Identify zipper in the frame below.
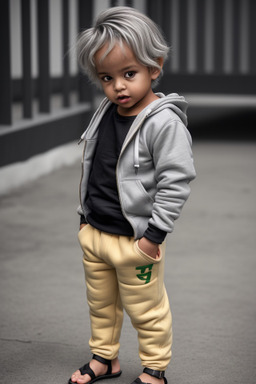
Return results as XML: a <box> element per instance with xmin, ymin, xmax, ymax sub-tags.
<box><xmin>78</xmin><ymin>141</ymin><xmax>87</xmax><ymax>213</ymax></box>
<box><xmin>115</xmin><ymin>127</ymin><xmax>140</xmax><ymax>236</ymax></box>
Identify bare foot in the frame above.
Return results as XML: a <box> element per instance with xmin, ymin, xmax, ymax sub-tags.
<box><xmin>139</xmin><ymin>372</ymin><xmax>164</xmax><ymax>384</ymax></box>
<box><xmin>70</xmin><ymin>357</ymin><xmax>120</xmax><ymax>384</ymax></box>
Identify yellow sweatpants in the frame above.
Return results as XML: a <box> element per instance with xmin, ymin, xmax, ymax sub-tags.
<box><xmin>78</xmin><ymin>224</ymin><xmax>172</xmax><ymax>371</ymax></box>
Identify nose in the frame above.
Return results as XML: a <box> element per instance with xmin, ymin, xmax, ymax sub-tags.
<box><xmin>114</xmin><ymin>77</ymin><xmax>126</xmax><ymax>91</ymax></box>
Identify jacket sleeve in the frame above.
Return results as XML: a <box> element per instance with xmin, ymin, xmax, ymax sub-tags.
<box><xmin>148</xmin><ymin>119</ymin><xmax>196</xmax><ymax>234</ymax></box>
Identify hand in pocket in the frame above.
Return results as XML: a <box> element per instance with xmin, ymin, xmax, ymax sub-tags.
<box><xmin>138</xmin><ymin>237</ymin><xmax>160</xmax><ymax>259</ymax></box>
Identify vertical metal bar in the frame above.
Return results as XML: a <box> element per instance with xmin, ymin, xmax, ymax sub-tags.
<box><xmin>196</xmin><ymin>0</ymin><xmax>205</xmax><ymax>74</ymax></box>
<box><xmin>37</xmin><ymin>0</ymin><xmax>50</xmax><ymax>113</ymax></box>
<box><xmin>179</xmin><ymin>0</ymin><xmax>188</xmax><ymax>73</ymax></box>
<box><xmin>187</xmin><ymin>0</ymin><xmax>197</xmax><ymax>73</ymax></box>
<box><xmin>204</xmin><ymin>0</ymin><xmax>214</xmax><ymax>73</ymax></box>
<box><xmin>21</xmin><ymin>0</ymin><xmax>33</xmax><ymax>118</ymax></box>
<box><xmin>249</xmin><ymin>0</ymin><xmax>256</xmax><ymax>74</ymax></box>
<box><xmin>223</xmin><ymin>0</ymin><xmax>233</xmax><ymax>74</ymax></box>
<box><xmin>232</xmin><ymin>0</ymin><xmax>240</xmax><ymax>74</ymax></box>
<box><xmin>0</xmin><ymin>0</ymin><xmax>12</xmax><ymax>125</ymax></box>
<box><xmin>239</xmin><ymin>0</ymin><xmax>249</xmax><ymax>74</ymax></box>
<box><xmin>162</xmin><ymin>0</ymin><xmax>172</xmax><ymax>39</ymax></box>
<box><xmin>125</xmin><ymin>0</ymin><xmax>134</xmax><ymax>6</ymax></box>
<box><xmin>232</xmin><ymin>0</ymin><xmax>240</xmax><ymax>73</ymax></box>
<box><xmin>213</xmin><ymin>0</ymin><xmax>225</xmax><ymax>73</ymax></box>
<box><xmin>62</xmin><ymin>0</ymin><xmax>70</xmax><ymax>107</ymax></box>
<box><xmin>111</xmin><ymin>0</ymin><xmax>118</xmax><ymax>7</ymax></box>
<box><xmin>146</xmin><ymin>0</ymin><xmax>162</xmax><ymax>26</ymax></box>
<box><xmin>78</xmin><ymin>0</ymin><xmax>93</xmax><ymax>103</ymax></box>
<box><xmin>170</xmin><ymin>0</ymin><xmax>180</xmax><ymax>73</ymax></box>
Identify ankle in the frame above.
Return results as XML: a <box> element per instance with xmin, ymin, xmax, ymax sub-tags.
<box><xmin>90</xmin><ymin>359</ymin><xmax>108</xmax><ymax>376</ymax></box>
<box><xmin>111</xmin><ymin>357</ymin><xmax>121</xmax><ymax>373</ymax></box>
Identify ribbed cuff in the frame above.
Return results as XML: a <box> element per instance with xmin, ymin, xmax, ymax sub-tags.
<box><xmin>143</xmin><ymin>223</ymin><xmax>167</xmax><ymax>244</ymax></box>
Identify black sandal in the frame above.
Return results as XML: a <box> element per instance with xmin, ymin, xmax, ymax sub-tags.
<box><xmin>68</xmin><ymin>354</ymin><xmax>122</xmax><ymax>384</ymax></box>
<box><xmin>131</xmin><ymin>367</ymin><xmax>168</xmax><ymax>384</ymax></box>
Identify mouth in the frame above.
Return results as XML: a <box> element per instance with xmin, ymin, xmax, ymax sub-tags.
<box><xmin>117</xmin><ymin>95</ymin><xmax>131</xmax><ymax>104</ymax></box>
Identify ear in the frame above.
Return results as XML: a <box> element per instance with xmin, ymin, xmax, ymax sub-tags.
<box><xmin>151</xmin><ymin>57</ymin><xmax>164</xmax><ymax>80</ymax></box>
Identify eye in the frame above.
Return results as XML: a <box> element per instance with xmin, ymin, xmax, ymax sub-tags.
<box><xmin>125</xmin><ymin>71</ymin><xmax>135</xmax><ymax>79</ymax></box>
<box><xmin>101</xmin><ymin>75</ymin><xmax>112</xmax><ymax>82</ymax></box>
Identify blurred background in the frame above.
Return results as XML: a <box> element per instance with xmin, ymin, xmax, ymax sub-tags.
<box><xmin>1</xmin><ymin>0</ymin><xmax>256</xmax><ymax>178</ymax></box>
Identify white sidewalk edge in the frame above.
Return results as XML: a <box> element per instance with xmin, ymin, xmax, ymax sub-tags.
<box><xmin>0</xmin><ymin>141</ymin><xmax>82</xmax><ymax>196</ymax></box>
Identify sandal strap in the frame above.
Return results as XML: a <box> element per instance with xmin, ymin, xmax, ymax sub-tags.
<box><xmin>92</xmin><ymin>354</ymin><xmax>112</xmax><ymax>375</ymax></box>
<box><xmin>143</xmin><ymin>367</ymin><xmax>165</xmax><ymax>379</ymax></box>
<box><xmin>79</xmin><ymin>362</ymin><xmax>96</xmax><ymax>380</ymax></box>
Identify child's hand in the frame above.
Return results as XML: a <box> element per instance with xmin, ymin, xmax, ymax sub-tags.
<box><xmin>138</xmin><ymin>237</ymin><xmax>160</xmax><ymax>259</ymax></box>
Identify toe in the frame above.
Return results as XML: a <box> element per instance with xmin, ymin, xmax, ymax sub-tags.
<box><xmin>76</xmin><ymin>374</ymin><xmax>91</xmax><ymax>384</ymax></box>
<box><xmin>70</xmin><ymin>370</ymin><xmax>82</xmax><ymax>383</ymax></box>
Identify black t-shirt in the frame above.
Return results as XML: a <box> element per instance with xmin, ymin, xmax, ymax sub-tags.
<box><xmin>85</xmin><ymin>104</ymin><xmax>135</xmax><ymax>236</ymax></box>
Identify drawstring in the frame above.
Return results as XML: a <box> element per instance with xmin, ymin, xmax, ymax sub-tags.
<box><xmin>133</xmin><ymin>108</ymin><xmax>152</xmax><ymax>174</ymax></box>
<box><xmin>134</xmin><ymin>130</ymin><xmax>140</xmax><ymax>174</ymax></box>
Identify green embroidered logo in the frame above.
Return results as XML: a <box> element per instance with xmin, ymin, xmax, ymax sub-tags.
<box><xmin>136</xmin><ymin>264</ymin><xmax>153</xmax><ymax>284</ymax></box>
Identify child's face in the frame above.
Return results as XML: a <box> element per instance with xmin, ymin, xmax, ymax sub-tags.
<box><xmin>94</xmin><ymin>43</ymin><xmax>162</xmax><ymax>116</ymax></box>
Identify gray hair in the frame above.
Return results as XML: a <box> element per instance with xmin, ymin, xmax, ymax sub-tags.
<box><xmin>77</xmin><ymin>6</ymin><xmax>169</xmax><ymax>88</ymax></box>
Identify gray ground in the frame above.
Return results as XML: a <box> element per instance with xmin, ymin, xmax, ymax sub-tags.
<box><xmin>0</xmin><ymin>141</ymin><xmax>255</xmax><ymax>384</ymax></box>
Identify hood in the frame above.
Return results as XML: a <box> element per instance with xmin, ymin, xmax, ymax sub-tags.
<box><xmin>145</xmin><ymin>92</ymin><xmax>188</xmax><ymax>125</ymax></box>
<box><xmin>120</xmin><ymin>93</ymin><xmax>188</xmax><ymax>173</ymax></box>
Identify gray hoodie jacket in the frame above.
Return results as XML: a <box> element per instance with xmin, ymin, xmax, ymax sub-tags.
<box><xmin>78</xmin><ymin>93</ymin><xmax>196</xmax><ymax>240</ymax></box>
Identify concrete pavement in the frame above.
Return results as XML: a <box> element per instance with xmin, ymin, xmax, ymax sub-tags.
<box><xmin>0</xmin><ymin>141</ymin><xmax>256</xmax><ymax>384</ymax></box>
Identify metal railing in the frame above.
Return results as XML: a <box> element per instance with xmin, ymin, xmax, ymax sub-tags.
<box><xmin>0</xmin><ymin>0</ymin><xmax>94</xmax><ymax>126</ymax></box>
<box><xmin>0</xmin><ymin>0</ymin><xmax>95</xmax><ymax>166</ymax></box>
<box><xmin>0</xmin><ymin>0</ymin><xmax>255</xmax><ymax>166</ymax></box>
<box><xmin>148</xmin><ymin>0</ymin><xmax>256</xmax><ymax>95</ymax></box>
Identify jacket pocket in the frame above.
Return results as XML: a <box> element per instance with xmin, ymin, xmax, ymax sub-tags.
<box><xmin>120</xmin><ymin>179</ymin><xmax>154</xmax><ymax>216</ymax></box>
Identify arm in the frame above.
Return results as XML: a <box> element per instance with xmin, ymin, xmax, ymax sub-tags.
<box><xmin>145</xmin><ymin>119</ymin><xmax>196</xmax><ymax>240</ymax></box>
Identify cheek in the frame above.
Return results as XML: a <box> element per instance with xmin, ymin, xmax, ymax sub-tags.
<box><xmin>133</xmin><ymin>82</ymin><xmax>147</xmax><ymax>95</ymax></box>
<box><xmin>101</xmin><ymin>84</ymin><xmax>113</xmax><ymax>95</ymax></box>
